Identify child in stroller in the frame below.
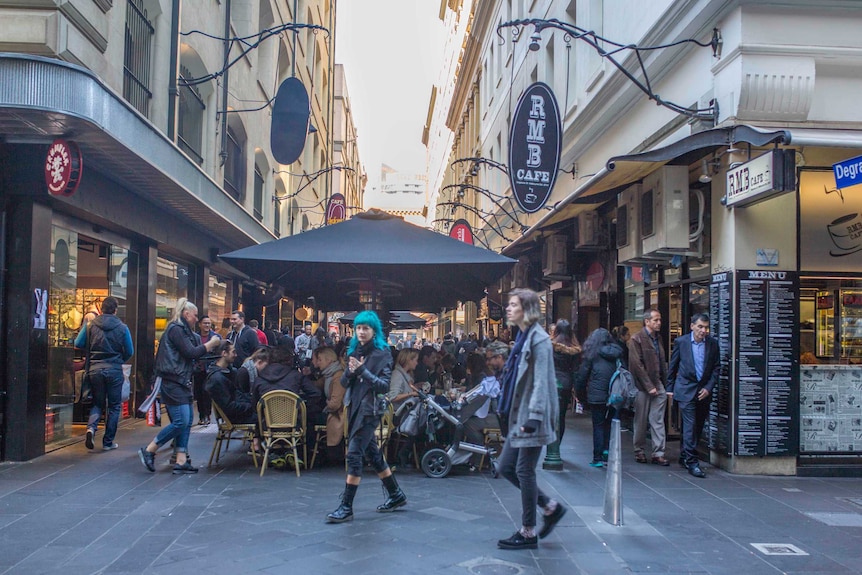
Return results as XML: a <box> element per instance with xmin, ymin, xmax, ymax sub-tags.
<box><xmin>395</xmin><ymin>385</ymin><xmax>498</xmax><ymax>478</ymax></box>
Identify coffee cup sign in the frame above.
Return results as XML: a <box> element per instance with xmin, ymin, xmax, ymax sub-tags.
<box><xmin>827</xmin><ymin>212</ymin><xmax>862</xmax><ymax>256</ymax></box>
<box><xmin>508</xmin><ymin>82</ymin><xmax>562</xmax><ymax>214</ymax></box>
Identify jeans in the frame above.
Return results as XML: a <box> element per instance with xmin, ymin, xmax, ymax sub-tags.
<box><xmin>87</xmin><ymin>366</ymin><xmax>124</xmax><ymax>447</ymax></box>
<box><xmin>154</xmin><ymin>403</ymin><xmax>193</xmax><ymax>452</ymax></box>
<box><xmin>346</xmin><ymin>416</ymin><xmax>388</xmax><ymax>477</ymax></box>
<box><xmin>497</xmin><ymin>440</ymin><xmax>549</xmax><ymax>529</ymax></box>
<box><xmin>589</xmin><ymin>403</ymin><xmax>614</xmax><ymax>461</ymax></box>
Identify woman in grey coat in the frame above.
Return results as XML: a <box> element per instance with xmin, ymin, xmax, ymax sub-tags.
<box><xmin>495</xmin><ymin>288</ymin><xmax>567</xmax><ymax>550</ymax></box>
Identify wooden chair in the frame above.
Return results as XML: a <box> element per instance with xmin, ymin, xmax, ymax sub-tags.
<box><xmin>257</xmin><ymin>390</ymin><xmax>306</xmax><ymax>477</ymax></box>
<box><xmin>209</xmin><ymin>401</ymin><xmax>259</xmax><ymax>469</ymax></box>
<box><xmin>478</xmin><ymin>427</ymin><xmax>504</xmax><ymax>471</ymax></box>
<box><xmin>308</xmin><ymin>424</ymin><xmax>328</xmax><ymax>470</ymax></box>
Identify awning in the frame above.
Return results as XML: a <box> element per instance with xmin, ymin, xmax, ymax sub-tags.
<box><xmin>503</xmin><ymin>125</ymin><xmax>790</xmax><ymax>255</ymax></box>
<box><xmin>0</xmin><ymin>53</ymin><xmax>274</xmax><ymax>249</ymax></box>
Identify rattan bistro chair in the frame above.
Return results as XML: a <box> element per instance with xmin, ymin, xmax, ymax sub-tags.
<box><xmin>257</xmin><ymin>390</ymin><xmax>307</xmax><ymax>477</ymax></box>
<box><xmin>209</xmin><ymin>401</ymin><xmax>259</xmax><ymax>469</ymax></box>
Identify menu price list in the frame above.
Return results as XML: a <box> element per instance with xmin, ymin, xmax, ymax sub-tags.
<box><xmin>734</xmin><ymin>271</ymin><xmax>799</xmax><ymax>456</ymax></box>
<box><xmin>800</xmin><ymin>366</ymin><xmax>862</xmax><ymax>453</ymax></box>
<box><xmin>708</xmin><ymin>272</ymin><xmax>733</xmax><ymax>454</ymax></box>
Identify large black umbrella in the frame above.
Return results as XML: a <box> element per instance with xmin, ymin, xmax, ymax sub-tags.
<box><xmin>220</xmin><ymin>209</ymin><xmax>516</xmax><ymax>311</ymax></box>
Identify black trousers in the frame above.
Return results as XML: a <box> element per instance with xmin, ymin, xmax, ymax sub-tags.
<box><xmin>678</xmin><ymin>397</ymin><xmax>710</xmax><ymax>465</ymax></box>
<box><xmin>192</xmin><ymin>371</ymin><xmax>211</xmax><ymax>420</ymax></box>
<box><xmin>346</xmin><ymin>415</ymin><xmax>388</xmax><ymax>477</ymax></box>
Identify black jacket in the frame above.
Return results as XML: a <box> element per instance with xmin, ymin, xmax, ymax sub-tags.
<box><xmin>205</xmin><ymin>364</ymin><xmax>255</xmax><ymax>424</ymax></box>
<box><xmin>576</xmin><ymin>343</ymin><xmax>623</xmax><ymax>405</ymax></box>
<box><xmin>340</xmin><ymin>344</ymin><xmax>392</xmax><ymax>424</ymax></box>
<box><xmin>155</xmin><ymin>319</ymin><xmax>206</xmax><ymax>405</ymax></box>
<box><xmin>228</xmin><ymin>325</ymin><xmax>260</xmax><ymax>368</ymax></box>
<box><xmin>253</xmin><ymin>363</ymin><xmax>325</xmax><ymax>417</ymax></box>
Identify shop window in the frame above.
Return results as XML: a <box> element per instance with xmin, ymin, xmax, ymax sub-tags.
<box><xmin>156</xmin><ymin>255</ymin><xmax>195</xmax><ymax>343</ymax></box>
<box><xmin>123</xmin><ymin>0</ymin><xmax>154</xmax><ymax>117</ymax></box>
<box><xmin>208</xmin><ymin>274</ymin><xmax>233</xmax><ymax>337</ymax></box>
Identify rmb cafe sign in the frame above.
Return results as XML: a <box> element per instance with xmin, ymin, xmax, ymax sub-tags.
<box><xmin>508</xmin><ymin>82</ymin><xmax>562</xmax><ymax>214</ymax></box>
<box><xmin>326</xmin><ymin>193</ymin><xmax>346</xmax><ymax>225</ymax></box>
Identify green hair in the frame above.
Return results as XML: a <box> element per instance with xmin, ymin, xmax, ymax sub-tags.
<box><xmin>347</xmin><ymin>310</ymin><xmax>388</xmax><ymax>354</ymax></box>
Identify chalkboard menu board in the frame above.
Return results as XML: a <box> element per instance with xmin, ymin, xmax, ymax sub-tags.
<box><xmin>734</xmin><ymin>270</ymin><xmax>799</xmax><ymax>456</ymax></box>
<box><xmin>708</xmin><ymin>272</ymin><xmax>733</xmax><ymax>454</ymax></box>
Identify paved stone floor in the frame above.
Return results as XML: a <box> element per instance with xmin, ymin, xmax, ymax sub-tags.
<box><xmin>2</xmin><ymin>412</ymin><xmax>862</xmax><ymax>574</ymax></box>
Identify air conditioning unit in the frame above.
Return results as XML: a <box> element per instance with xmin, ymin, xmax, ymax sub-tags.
<box><xmin>616</xmin><ymin>184</ymin><xmax>642</xmax><ymax>263</ymax></box>
<box><xmin>512</xmin><ymin>257</ymin><xmax>531</xmax><ymax>289</ymax></box>
<box><xmin>641</xmin><ymin>166</ymin><xmax>690</xmax><ymax>255</ymax></box>
<box><xmin>574</xmin><ymin>210</ymin><xmax>600</xmax><ymax>248</ymax></box>
<box><xmin>542</xmin><ymin>235</ymin><xmax>568</xmax><ymax>277</ymax></box>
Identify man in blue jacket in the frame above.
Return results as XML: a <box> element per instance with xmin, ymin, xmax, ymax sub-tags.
<box><xmin>75</xmin><ymin>297</ymin><xmax>134</xmax><ymax>451</ymax></box>
<box><xmin>667</xmin><ymin>313</ymin><xmax>719</xmax><ymax>478</ymax></box>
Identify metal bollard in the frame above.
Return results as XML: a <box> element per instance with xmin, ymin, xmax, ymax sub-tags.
<box><xmin>602</xmin><ymin>417</ymin><xmax>623</xmax><ymax>526</ymax></box>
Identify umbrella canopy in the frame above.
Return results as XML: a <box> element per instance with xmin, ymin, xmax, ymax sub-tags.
<box><xmin>220</xmin><ymin>209</ymin><xmax>516</xmax><ymax>311</ymax></box>
<box><xmin>339</xmin><ymin>310</ymin><xmax>428</xmax><ymax>329</ymax></box>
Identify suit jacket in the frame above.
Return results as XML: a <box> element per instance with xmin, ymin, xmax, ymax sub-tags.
<box><xmin>666</xmin><ymin>334</ymin><xmax>719</xmax><ymax>404</ymax></box>
<box><xmin>627</xmin><ymin>328</ymin><xmax>667</xmax><ymax>393</ymax></box>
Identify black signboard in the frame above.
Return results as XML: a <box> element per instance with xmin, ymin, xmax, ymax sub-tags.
<box><xmin>734</xmin><ymin>270</ymin><xmax>799</xmax><ymax>456</ymax></box>
<box><xmin>507</xmin><ymin>82</ymin><xmax>561</xmax><ymax>214</ymax></box>
<box><xmin>708</xmin><ymin>271</ymin><xmax>733</xmax><ymax>454</ymax></box>
<box><xmin>488</xmin><ymin>300</ymin><xmax>503</xmax><ymax>322</ymax></box>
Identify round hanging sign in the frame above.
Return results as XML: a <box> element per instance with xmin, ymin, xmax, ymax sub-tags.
<box><xmin>507</xmin><ymin>82</ymin><xmax>562</xmax><ymax>214</ymax></box>
<box><xmin>326</xmin><ymin>193</ymin><xmax>346</xmax><ymax>225</ymax></box>
<box><xmin>45</xmin><ymin>139</ymin><xmax>83</xmax><ymax>197</ymax></box>
<box><xmin>449</xmin><ymin>219</ymin><xmax>474</xmax><ymax>245</ymax></box>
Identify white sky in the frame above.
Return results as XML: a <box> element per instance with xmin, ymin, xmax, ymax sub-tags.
<box><xmin>335</xmin><ymin>1</ymin><xmax>447</xmax><ymax>207</ymax></box>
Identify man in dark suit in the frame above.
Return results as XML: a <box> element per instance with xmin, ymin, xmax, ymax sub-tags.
<box><xmin>667</xmin><ymin>313</ymin><xmax>719</xmax><ymax>478</ymax></box>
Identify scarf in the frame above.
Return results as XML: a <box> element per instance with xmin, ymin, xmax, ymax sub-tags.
<box><xmin>497</xmin><ymin>323</ymin><xmax>533</xmax><ymax>417</ymax></box>
<box><xmin>321</xmin><ymin>360</ymin><xmax>341</xmax><ymax>398</ymax></box>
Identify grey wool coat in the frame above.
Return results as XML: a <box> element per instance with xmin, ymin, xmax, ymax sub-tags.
<box><xmin>505</xmin><ymin>325</ymin><xmax>559</xmax><ymax>448</ymax></box>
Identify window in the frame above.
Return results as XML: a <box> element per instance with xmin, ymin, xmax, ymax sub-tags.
<box><xmin>177</xmin><ymin>65</ymin><xmax>205</xmax><ymax>165</ymax></box>
<box><xmin>253</xmin><ymin>163</ymin><xmax>264</xmax><ymax>222</ymax></box>
<box><xmin>223</xmin><ymin>126</ymin><xmax>245</xmax><ymax>201</ymax></box>
<box><xmin>123</xmin><ymin>0</ymin><xmax>154</xmax><ymax>117</ymax></box>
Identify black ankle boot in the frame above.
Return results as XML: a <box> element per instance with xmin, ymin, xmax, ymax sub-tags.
<box><xmin>327</xmin><ymin>483</ymin><xmax>357</xmax><ymax>523</ymax></box>
<box><xmin>377</xmin><ymin>474</ymin><xmax>407</xmax><ymax>513</ymax></box>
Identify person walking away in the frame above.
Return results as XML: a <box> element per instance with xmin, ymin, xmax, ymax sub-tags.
<box><xmin>611</xmin><ymin>325</ymin><xmax>634</xmax><ymax>431</ymax></box>
<box><xmin>628</xmin><ymin>309</ymin><xmax>670</xmax><ymax>465</ymax></box>
<box><xmin>193</xmin><ymin>315</ymin><xmax>220</xmax><ymax>425</ymax></box>
<box><xmin>327</xmin><ymin>311</ymin><xmax>406</xmax><ymax>523</ymax></box>
<box><xmin>139</xmin><ymin>299</ymin><xmax>220</xmax><ymax>474</ymax></box>
<box><xmin>551</xmin><ymin>319</ymin><xmax>581</xmax><ymax>443</ymax></box>
<box><xmin>667</xmin><ymin>313</ymin><xmax>719</xmax><ymax>478</ymax></box>
<box><xmin>576</xmin><ymin>328</ymin><xmax>623</xmax><ymax>467</ymax></box>
<box><xmin>495</xmin><ymin>289</ymin><xmax>566</xmax><ymax>550</ymax></box>
<box><xmin>75</xmin><ymin>296</ymin><xmax>133</xmax><ymax>451</ymax></box>
<box><xmin>227</xmin><ymin>310</ymin><xmax>260</xmax><ymax>368</ymax></box>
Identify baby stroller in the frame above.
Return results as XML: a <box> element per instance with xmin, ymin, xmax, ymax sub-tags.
<box><xmin>397</xmin><ymin>387</ymin><xmax>498</xmax><ymax>479</ymax></box>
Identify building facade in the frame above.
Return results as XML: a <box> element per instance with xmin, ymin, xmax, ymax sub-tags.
<box><xmin>433</xmin><ymin>0</ymin><xmax>862</xmax><ymax>475</ymax></box>
<box><xmin>0</xmin><ymin>0</ymin><xmax>344</xmax><ymax>460</ymax></box>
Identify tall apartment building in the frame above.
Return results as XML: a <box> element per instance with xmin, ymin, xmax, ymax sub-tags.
<box><xmin>435</xmin><ymin>0</ymin><xmax>862</xmax><ymax>475</ymax></box>
<box><xmin>0</xmin><ymin>0</ymin><xmax>345</xmax><ymax>460</ymax></box>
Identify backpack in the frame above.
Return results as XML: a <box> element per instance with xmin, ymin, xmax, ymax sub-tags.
<box><xmin>608</xmin><ymin>359</ymin><xmax>638</xmax><ymax>410</ymax></box>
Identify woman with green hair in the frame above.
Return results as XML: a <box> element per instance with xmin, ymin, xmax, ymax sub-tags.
<box><xmin>327</xmin><ymin>310</ymin><xmax>407</xmax><ymax>523</ymax></box>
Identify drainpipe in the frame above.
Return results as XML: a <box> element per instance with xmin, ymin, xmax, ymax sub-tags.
<box><xmin>219</xmin><ymin>0</ymin><xmax>232</xmax><ymax>166</ymax></box>
<box><xmin>167</xmin><ymin>0</ymin><xmax>182</xmax><ymax>141</ymax></box>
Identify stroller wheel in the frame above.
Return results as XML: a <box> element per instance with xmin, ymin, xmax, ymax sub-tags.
<box><xmin>420</xmin><ymin>448</ymin><xmax>452</xmax><ymax>478</ymax></box>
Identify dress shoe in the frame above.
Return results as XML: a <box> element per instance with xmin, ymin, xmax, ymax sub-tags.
<box><xmin>497</xmin><ymin>531</ymin><xmax>538</xmax><ymax>550</ymax></box>
<box><xmin>538</xmin><ymin>503</ymin><xmax>567</xmax><ymax>539</ymax></box>
<box><xmin>635</xmin><ymin>453</ymin><xmax>648</xmax><ymax>464</ymax></box>
<box><xmin>688</xmin><ymin>464</ymin><xmax>706</xmax><ymax>478</ymax></box>
<box><xmin>651</xmin><ymin>456</ymin><xmax>670</xmax><ymax>466</ymax></box>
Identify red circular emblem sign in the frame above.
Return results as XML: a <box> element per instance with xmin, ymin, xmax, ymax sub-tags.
<box><xmin>586</xmin><ymin>261</ymin><xmax>605</xmax><ymax>291</ymax></box>
<box><xmin>45</xmin><ymin>139</ymin><xmax>83</xmax><ymax>197</ymax></box>
<box><xmin>449</xmin><ymin>219</ymin><xmax>474</xmax><ymax>245</ymax></box>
